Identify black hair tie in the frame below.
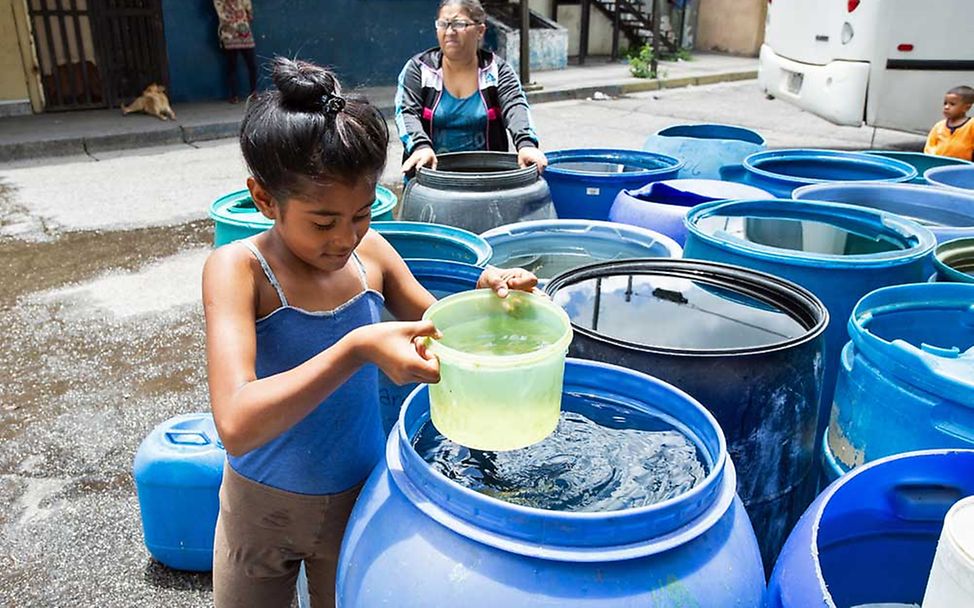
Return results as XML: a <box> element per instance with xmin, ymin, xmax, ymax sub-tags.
<box><xmin>321</xmin><ymin>93</ymin><xmax>346</xmax><ymax>115</ymax></box>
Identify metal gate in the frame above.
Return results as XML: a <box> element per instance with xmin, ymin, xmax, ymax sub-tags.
<box><xmin>27</xmin><ymin>0</ymin><xmax>169</xmax><ymax>111</ymax></box>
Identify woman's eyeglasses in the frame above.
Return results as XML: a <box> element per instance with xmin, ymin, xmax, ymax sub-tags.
<box><xmin>434</xmin><ymin>19</ymin><xmax>480</xmax><ymax>32</ymax></box>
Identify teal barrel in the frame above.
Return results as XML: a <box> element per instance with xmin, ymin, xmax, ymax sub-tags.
<box><xmin>209</xmin><ymin>185</ymin><xmax>398</xmax><ymax>246</ymax></box>
<box><xmin>683</xmin><ymin>198</ymin><xmax>937</xmax><ymax>450</ymax></box>
<box><xmin>643</xmin><ymin>123</ymin><xmax>766</xmax><ymax>180</ymax></box>
<box><xmin>719</xmin><ymin>149</ymin><xmax>917</xmax><ymax>198</ymax></box>
<box><xmin>932</xmin><ymin>237</ymin><xmax>974</xmax><ymax>283</ymax></box>
<box><xmin>823</xmin><ymin>284</ymin><xmax>974</xmax><ymax>481</ymax></box>
<box><xmin>338</xmin><ymin>359</ymin><xmax>766</xmax><ymax>607</ymax></box>
<box><xmin>769</xmin><ymin>449</ymin><xmax>974</xmax><ymax>607</ymax></box>
<box><xmin>132</xmin><ymin>413</ymin><xmax>224</xmax><ymax>572</ymax></box>
<box><xmin>864</xmin><ymin>150</ymin><xmax>972</xmax><ymax>184</ymax></box>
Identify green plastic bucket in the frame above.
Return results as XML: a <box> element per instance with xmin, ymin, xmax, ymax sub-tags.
<box><xmin>423</xmin><ymin>289</ymin><xmax>573</xmax><ymax>451</ymax></box>
<box><xmin>209</xmin><ymin>186</ymin><xmax>398</xmax><ymax>246</ymax></box>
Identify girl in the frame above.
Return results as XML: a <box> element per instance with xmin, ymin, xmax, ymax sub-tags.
<box><xmin>202</xmin><ymin>57</ymin><xmax>536</xmax><ymax>607</ymax></box>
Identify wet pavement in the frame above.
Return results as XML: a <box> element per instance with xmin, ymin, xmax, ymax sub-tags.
<box><xmin>0</xmin><ymin>80</ymin><xmax>927</xmax><ymax>606</ymax></box>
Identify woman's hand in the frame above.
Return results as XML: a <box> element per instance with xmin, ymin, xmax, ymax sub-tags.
<box><xmin>352</xmin><ymin>321</ymin><xmax>441</xmax><ymax>385</ymax></box>
<box><xmin>517</xmin><ymin>146</ymin><xmax>548</xmax><ymax>173</ymax></box>
<box><xmin>402</xmin><ymin>147</ymin><xmax>438</xmax><ymax>174</ymax></box>
<box><xmin>477</xmin><ymin>265</ymin><xmax>539</xmax><ymax>298</ymax></box>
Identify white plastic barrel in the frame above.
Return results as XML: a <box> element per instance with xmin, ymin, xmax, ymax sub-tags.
<box><xmin>923</xmin><ymin>495</ymin><xmax>974</xmax><ymax>607</ymax></box>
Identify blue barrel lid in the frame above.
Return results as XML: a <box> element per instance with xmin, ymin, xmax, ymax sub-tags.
<box><xmin>389</xmin><ymin>358</ymin><xmax>734</xmax><ymax>561</ymax></box>
<box><xmin>372</xmin><ymin>220</ymin><xmax>492</xmax><ymax>266</ymax></box>
<box><xmin>685</xmin><ymin>198</ymin><xmax>937</xmax><ymax>268</ymax></box>
<box><xmin>849</xmin><ymin>283</ymin><xmax>974</xmax><ymax>404</ymax></box>
<box><xmin>209</xmin><ymin>186</ymin><xmax>399</xmax><ymax>231</ymax></box>
<box><xmin>925</xmin><ymin>165</ymin><xmax>974</xmax><ymax>193</ymax></box>
<box><xmin>743</xmin><ymin>149</ymin><xmax>918</xmax><ymax>188</ymax></box>
<box><xmin>545</xmin><ymin>148</ymin><xmax>683</xmax><ymax>182</ymax></box>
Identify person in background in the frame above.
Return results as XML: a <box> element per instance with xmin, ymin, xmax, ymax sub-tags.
<box><xmin>213</xmin><ymin>0</ymin><xmax>258</xmax><ymax>104</ymax></box>
<box><xmin>203</xmin><ymin>56</ymin><xmax>536</xmax><ymax>607</ymax></box>
<box><xmin>924</xmin><ymin>85</ymin><xmax>974</xmax><ymax>161</ymax></box>
<box><xmin>395</xmin><ymin>0</ymin><xmax>547</xmax><ymax>177</ymax></box>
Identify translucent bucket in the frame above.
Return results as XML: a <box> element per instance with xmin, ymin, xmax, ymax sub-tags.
<box><xmin>423</xmin><ymin>289</ymin><xmax>573</xmax><ymax>451</ymax></box>
<box><xmin>923</xmin><ymin>494</ymin><xmax>974</xmax><ymax>607</ymax></box>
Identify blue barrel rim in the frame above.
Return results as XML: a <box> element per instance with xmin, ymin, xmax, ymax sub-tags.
<box><xmin>480</xmin><ymin>218</ymin><xmax>683</xmax><ymax>260</ymax></box>
<box><xmin>846</xmin><ymin>282</ymin><xmax>974</xmax><ymax>403</ymax></box>
<box><xmin>372</xmin><ymin>220</ymin><xmax>493</xmax><ymax>267</ymax></box>
<box><xmin>789</xmin><ymin>448</ymin><xmax>974</xmax><ymax>604</ymax></box>
<box><xmin>684</xmin><ymin>198</ymin><xmax>938</xmax><ymax>267</ymax></box>
<box><xmin>545</xmin><ymin>148</ymin><xmax>684</xmax><ymax>178</ymax></box>
<box><xmin>388</xmin><ymin>358</ymin><xmax>735</xmax><ymax>561</ymax></box>
<box><xmin>924</xmin><ymin>164</ymin><xmax>974</xmax><ymax>192</ymax></box>
<box><xmin>742</xmin><ymin>149</ymin><xmax>918</xmax><ymax>187</ymax></box>
<box><xmin>653</xmin><ymin>123</ymin><xmax>767</xmax><ymax>146</ymax></box>
<box><xmin>543</xmin><ymin>257</ymin><xmax>828</xmax><ymax>358</ymax></box>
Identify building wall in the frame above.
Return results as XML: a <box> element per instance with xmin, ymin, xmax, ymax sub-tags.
<box><xmin>162</xmin><ymin>0</ymin><xmax>437</xmax><ymax>103</ymax></box>
<box><xmin>0</xmin><ymin>0</ymin><xmax>30</xmax><ymax>103</ymax></box>
<box><xmin>695</xmin><ymin>0</ymin><xmax>766</xmax><ymax>56</ymax></box>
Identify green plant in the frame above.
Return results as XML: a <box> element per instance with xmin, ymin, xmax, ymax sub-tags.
<box><xmin>628</xmin><ymin>44</ymin><xmax>658</xmax><ymax>79</ymax></box>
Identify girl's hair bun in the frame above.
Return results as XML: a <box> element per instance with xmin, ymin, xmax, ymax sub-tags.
<box><xmin>271</xmin><ymin>56</ymin><xmax>341</xmax><ymax>110</ymax></box>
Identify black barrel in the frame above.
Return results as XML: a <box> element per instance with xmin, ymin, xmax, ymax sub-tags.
<box><xmin>545</xmin><ymin>259</ymin><xmax>828</xmax><ymax>571</ymax></box>
<box><xmin>401</xmin><ymin>151</ymin><xmax>556</xmax><ymax>234</ymax></box>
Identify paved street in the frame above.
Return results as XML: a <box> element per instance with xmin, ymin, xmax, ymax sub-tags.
<box><xmin>0</xmin><ymin>79</ymin><xmax>927</xmax><ymax>607</ymax></box>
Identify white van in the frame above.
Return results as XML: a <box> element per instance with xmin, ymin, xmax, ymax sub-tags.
<box><xmin>758</xmin><ymin>0</ymin><xmax>974</xmax><ymax>134</ymax></box>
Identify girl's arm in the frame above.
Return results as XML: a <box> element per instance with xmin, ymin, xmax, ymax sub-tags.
<box><xmin>203</xmin><ymin>245</ymin><xmax>438</xmax><ymax>456</ymax></box>
<box><xmin>364</xmin><ymin>229</ymin><xmax>436</xmax><ymax>321</ymax></box>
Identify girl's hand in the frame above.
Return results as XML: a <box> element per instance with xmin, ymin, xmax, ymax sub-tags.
<box><xmin>352</xmin><ymin>321</ymin><xmax>441</xmax><ymax>385</ymax></box>
<box><xmin>477</xmin><ymin>265</ymin><xmax>539</xmax><ymax>298</ymax></box>
<box><xmin>517</xmin><ymin>146</ymin><xmax>548</xmax><ymax>173</ymax></box>
<box><xmin>402</xmin><ymin>147</ymin><xmax>438</xmax><ymax>174</ymax></box>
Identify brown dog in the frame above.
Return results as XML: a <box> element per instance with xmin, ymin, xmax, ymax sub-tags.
<box><xmin>122</xmin><ymin>84</ymin><xmax>176</xmax><ymax>120</ymax></box>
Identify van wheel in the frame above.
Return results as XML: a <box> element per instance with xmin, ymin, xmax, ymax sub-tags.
<box><xmin>765</xmin><ymin>94</ymin><xmax>776</xmax><ymax>100</ymax></box>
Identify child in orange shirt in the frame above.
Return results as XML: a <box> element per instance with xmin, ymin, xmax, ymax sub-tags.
<box><xmin>925</xmin><ymin>85</ymin><xmax>974</xmax><ymax>161</ymax></box>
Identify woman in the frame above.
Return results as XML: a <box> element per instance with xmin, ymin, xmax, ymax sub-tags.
<box><xmin>395</xmin><ymin>0</ymin><xmax>548</xmax><ymax>176</ymax></box>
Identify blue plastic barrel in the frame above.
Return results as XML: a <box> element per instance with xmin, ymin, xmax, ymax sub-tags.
<box><xmin>643</xmin><ymin>123</ymin><xmax>766</xmax><ymax>180</ymax></box>
<box><xmin>864</xmin><ymin>150</ymin><xmax>972</xmax><ymax>184</ymax></box>
<box><xmin>545</xmin><ymin>258</ymin><xmax>827</xmax><ymax>572</ymax></box>
<box><xmin>769</xmin><ymin>449</ymin><xmax>974</xmax><ymax>607</ymax></box>
<box><xmin>794</xmin><ymin>182</ymin><xmax>974</xmax><ymax>243</ymax></box>
<box><xmin>480</xmin><ymin>219</ymin><xmax>681</xmax><ymax>283</ymax></box>
<box><xmin>933</xmin><ymin>237</ymin><xmax>974</xmax><ymax>283</ymax></box>
<box><xmin>609</xmin><ymin>178</ymin><xmax>772</xmax><ymax>245</ymax></box>
<box><xmin>719</xmin><ymin>149</ymin><xmax>917</xmax><ymax>198</ymax></box>
<box><xmin>132</xmin><ymin>413</ymin><xmax>225</xmax><ymax>571</ymax></box>
<box><xmin>822</xmin><ymin>284</ymin><xmax>974</xmax><ymax>481</ymax></box>
<box><xmin>338</xmin><ymin>359</ymin><xmax>766</xmax><ymax>607</ymax></box>
<box><xmin>683</xmin><ymin>198</ymin><xmax>937</xmax><ymax>448</ymax></box>
<box><xmin>372</xmin><ymin>221</ymin><xmax>492</xmax><ymax>266</ymax></box>
<box><xmin>544</xmin><ymin>148</ymin><xmax>682</xmax><ymax>220</ymax></box>
<box><xmin>377</xmin><ymin>259</ymin><xmax>482</xmax><ymax>434</ymax></box>
<box><xmin>209</xmin><ymin>186</ymin><xmax>398</xmax><ymax>246</ymax></box>
<box><xmin>925</xmin><ymin>164</ymin><xmax>974</xmax><ymax>193</ymax></box>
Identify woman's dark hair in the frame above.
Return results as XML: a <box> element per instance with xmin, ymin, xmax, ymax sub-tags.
<box><xmin>438</xmin><ymin>0</ymin><xmax>486</xmax><ymax>23</ymax></box>
<box><xmin>240</xmin><ymin>57</ymin><xmax>389</xmax><ymax>201</ymax></box>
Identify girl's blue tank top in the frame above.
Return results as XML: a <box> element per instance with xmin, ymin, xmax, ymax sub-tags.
<box><xmin>228</xmin><ymin>240</ymin><xmax>386</xmax><ymax>495</ymax></box>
